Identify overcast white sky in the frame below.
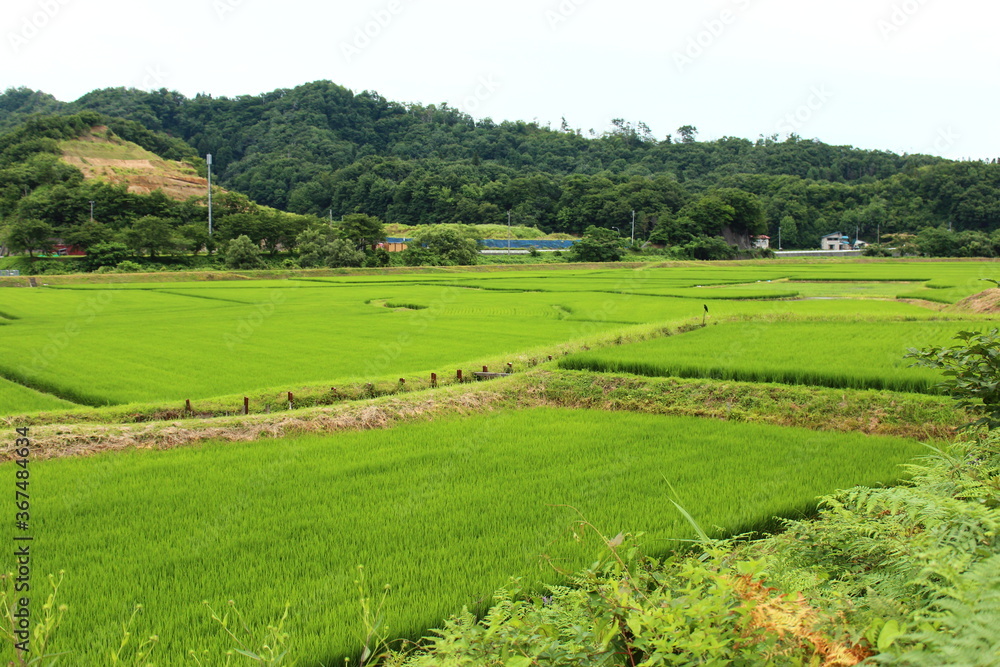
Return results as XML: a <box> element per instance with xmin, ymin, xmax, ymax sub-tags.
<box><xmin>2</xmin><ymin>0</ymin><xmax>997</xmax><ymax>161</ymax></box>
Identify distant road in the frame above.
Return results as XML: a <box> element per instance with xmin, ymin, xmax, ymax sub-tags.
<box><xmin>774</xmin><ymin>250</ymin><xmax>864</xmax><ymax>258</ymax></box>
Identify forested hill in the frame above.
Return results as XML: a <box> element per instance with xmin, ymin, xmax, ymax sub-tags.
<box><xmin>2</xmin><ymin>81</ymin><xmax>1000</xmax><ymax>249</ymax></box>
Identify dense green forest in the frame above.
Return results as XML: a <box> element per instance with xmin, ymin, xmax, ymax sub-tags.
<box><xmin>2</xmin><ymin>81</ymin><xmax>1000</xmax><ymax>264</ymax></box>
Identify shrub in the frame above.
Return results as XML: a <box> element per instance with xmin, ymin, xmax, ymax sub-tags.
<box><xmin>114</xmin><ymin>260</ymin><xmax>144</xmax><ymax>273</ymax></box>
<box><xmin>224</xmin><ymin>235</ymin><xmax>265</xmax><ymax>270</ymax></box>
<box><xmin>907</xmin><ymin>328</ymin><xmax>1000</xmax><ymax>429</ymax></box>
<box><xmin>568</xmin><ymin>226</ymin><xmax>624</xmax><ymax>262</ymax></box>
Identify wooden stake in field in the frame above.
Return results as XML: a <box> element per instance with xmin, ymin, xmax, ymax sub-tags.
<box><xmin>456</xmin><ymin>370</ymin><xmax>463</xmax><ymax>383</ymax></box>
<box><xmin>288</xmin><ymin>392</ymin><xmax>294</xmax><ymax>410</ymax></box>
<box><xmin>185</xmin><ymin>399</ymin><xmax>192</xmax><ymax>413</ymax></box>
<box><xmin>702</xmin><ymin>304</ymin><xmax>708</xmax><ymax>327</ymax></box>
<box><xmin>243</xmin><ymin>397</ymin><xmax>249</xmax><ymax>415</ymax></box>
<box><xmin>507</xmin><ymin>362</ymin><xmax>513</xmax><ymax>373</ymax></box>
<box><xmin>431</xmin><ymin>373</ymin><xmax>438</xmax><ymax>388</ymax></box>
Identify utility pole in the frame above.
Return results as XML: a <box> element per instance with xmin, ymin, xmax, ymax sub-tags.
<box><xmin>89</xmin><ymin>201</ymin><xmax>95</xmax><ymax>222</ymax></box>
<box><xmin>778</xmin><ymin>225</ymin><xmax>782</xmax><ymax>250</ymax></box>
<box><xmin>507</xmin><ymin>210</ymin><xmax>512</xmax><ymax>255</ymax></box>
<box><xmin>631</xmin><ymin>210</ymin><xmax>635</xmax><ymax>244</ymax></box>
<box><xmin>207</xmin><ymin>154</ymin><xmax>213</xmax><ymax>236</ymax></box>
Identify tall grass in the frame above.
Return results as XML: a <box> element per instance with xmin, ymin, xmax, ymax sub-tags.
<box><xmin>3</xmin><ymin>408</ymin><xmax>923</xmax><ymax>665</ymax></box>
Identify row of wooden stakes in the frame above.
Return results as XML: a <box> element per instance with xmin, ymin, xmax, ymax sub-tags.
<box><xmin>182</xmin><ymin>355</ymin><xmax>557</xmax><ymax>415</ymax></box>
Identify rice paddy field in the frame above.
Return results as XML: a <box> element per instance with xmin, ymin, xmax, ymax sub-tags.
<box><xmin>0</xmin><ymin>376</ymin><xmax>76</xmax><ymax>414</ymax></box>
<box><xmin>560</xmin><ymin>320</ymin><xmax>989</xmax><ymax>393</ymax></box>
<box><xmin>0</xmin><ymin>261</ymin><xmax>994</xmax><ymax>413</ymax></box>
<box><xmin>0</xmin><ymin>258</ymin><xmax>997</xmax><ymax>664</ymax></box>
<box><xmin>3</xmin><ymin>408</ymin><xmax>923</xmax><ymax>664</ymax></box>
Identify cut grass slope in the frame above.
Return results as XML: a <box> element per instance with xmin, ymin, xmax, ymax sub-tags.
<box><xmin>59</xmin><ymin>125</ymin><xmax>209</xmax><ymax>200</ymax></box>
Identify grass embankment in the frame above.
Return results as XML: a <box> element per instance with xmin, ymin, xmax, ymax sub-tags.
<box><xmin>6</xmin><ymin>370</ymin><xmax>962</xmax><ymax>461</ymax></box>
<box><xmin>0</xmin><ymin>407</ymin><xmax>925</xmax><ymax>665</ymax></box>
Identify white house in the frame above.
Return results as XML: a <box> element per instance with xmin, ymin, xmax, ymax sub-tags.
<box><xmin>820</xmin><ymin>232</ymin><xmax>851</xmax><ymax>251</ymax></box>
<box><xmin>753</xmin><ymin>235</ymin><xmax>770</xmax><ymax>250</ymax></box>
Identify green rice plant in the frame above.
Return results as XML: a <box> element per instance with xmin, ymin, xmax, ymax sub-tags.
<box><xmin>1</xmin><ymin>408</ymin><xmax>923</xmax><ymax>664</ymax></box>
<box><xmin>0</xmin><ymin>377</ymin><xmax>78</xmax><ymax>417</ymax></box>
<box><xmin>0</xmin><ymin>268</ymin><xmax>956</xmax><ymax>411</ymax></box>
<box><xmin>561</xmin><ymin>320</ymin><xmax>988</xmax><ymax>394</ymax></box>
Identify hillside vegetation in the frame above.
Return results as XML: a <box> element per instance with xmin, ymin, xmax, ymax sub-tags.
<box><xmin>2</xmin><ymin>83</ymin><xmax>1000</xmax><ymax>254</ymax></box>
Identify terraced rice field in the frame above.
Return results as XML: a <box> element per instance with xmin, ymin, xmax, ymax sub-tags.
<box><xmin>0</xmin><ymin>258</ymin><xmax>996</xmax><ymax>664</ymax></box>
<box><xmin>0</xmin><ymin>262</ymin><xmax>990</xmax><ymax>414</ymax></box>
<box><xmin>3</xmin><ymin>408</ymin><xmax>923</xmax><ymax>664</ymax></box>
<box><xmin>560</xmin><ymin>320</ymin><xmax>989</xmax><ymax>393</ymax></box>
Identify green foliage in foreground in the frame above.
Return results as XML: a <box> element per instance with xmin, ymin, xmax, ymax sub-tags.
<box><xmin>0</xmin><ymin>409</ymin><xmax>921</xmax><ymax>664</ymax></box>
<box><xmin>562</xmin><ymin>320</ymin><xmax>987</xmax><ymax>394</ymax></box>
<box><xmin>374</xmin><ymin>430</ymin><xmax>1000</xmax><ymax>666</ymax></box>
<box><xmin>907</xmin><ymin>328</ymin><xmax>1000</xmax><ymax>429</ymax></box>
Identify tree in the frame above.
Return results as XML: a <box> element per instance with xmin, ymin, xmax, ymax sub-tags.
<box><xmin>295</xmin><ymin>226</ymin><xmax>365</xmax><ymax>267</ymax></box>
<box><xmin>3</xmin><ymin>218</ymin><xmax>54</xmax><ymax>256</ymax></box>
<box><xmin>907</xmin><ymin>328</ymin><xmax>1000</xmax><ymax>429</ymax></box>
<box><xmin>778</xmin><ymin>216</ymin><xmax>797</xmax><ymax>249</ymax></box>
<box><xmin>83</xmin><ymin>241</ymin><xmax>130</xmax><ymax>271</ymax></box>
<box><xmin>62</xmin><ymin>219</ymin><xmax>113</xmax><ymax>251</ymax></box>
<box><xmin>178</xmin><ymin>223</ymin><xmax>216</xmax><ymax>256</ymax></box>
<box><xmin>915</xmin><ymin>226</ymin><xmax>959</xmax><ymax>257</ymax></box>
<box><xmin>677</xmin><ymin>125</ymin><xmax>699</xmax><ymax>144</ymax></box>
<box><xmin>295</xmin><ymin>226</ymin><xmax>329</xmax><ymax>268</ymax></box>
<box><xmin>683</xmin><ymin>236</ymin><xmax>737</xmax><ymax>261</ymax></box>
<box><xmin>713</xmin><ymin>188</ymin><xmax>766</xmax><ymax>239</ymax></box>
<box><xmin>680</xmin><ymin>196</ymin><xmax>735</xmax><ymax>237</ymax></box>
<box><xmin>120</xmin><ymin>216</ymin><xmax>178</xmax><ymax>258</ymax></box>
<box><xmin>339</xmin><ymin>213</ymin><xmax>385</xmax><ymax>251</ymax></box>
<box><xmin>322</xmin><ymin>238</ymin><xmax>365</xmax><ymax>268</ymax></box>
<box><xmin>403</xmin><ymin>225</ymin><xmax>480</xmax><ymax>266</ymax></box>
<box><xmin>569</xmin><ymin>226</ymin><xmax>625</xmax><ymax>262</ymax></box>
<box><xmin>224</xmin><ymin>235</ymin><xmax>265</xmax><ymax>269</ymax></box>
